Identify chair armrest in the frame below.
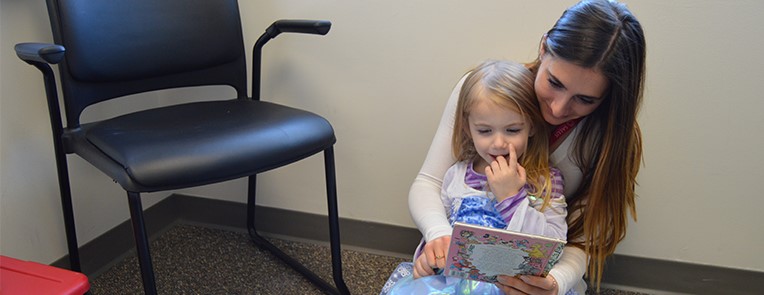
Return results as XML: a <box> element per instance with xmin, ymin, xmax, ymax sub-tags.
<box><xmin>251</xmin><ymin>19</ymin><xmax>331</xmax><ymax>100</ymax></box>
<box><xmin>15</xmin><ymin>42</ymin><xmax>66</xmax><ymax>64</ymax></box>
<box><xmin>15</xmin><ymin>42</ymin><xmax>66</xmax><ymax>134</ymax></box>
<box><xmin>265</xmin><ymin>19</ymin><xmax>331</xmax><ymax>37</ymax></box>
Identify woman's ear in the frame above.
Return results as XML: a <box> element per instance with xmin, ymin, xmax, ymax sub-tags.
<box><xmin>538</xmin><ymin>34</ymin><xmax>547</xmax><ymax>58</ymax></box>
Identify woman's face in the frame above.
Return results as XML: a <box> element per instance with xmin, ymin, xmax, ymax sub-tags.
<box><xmin>534</xmin><ymin>54</ymin><xmax>609</xmax><ymax>126</ymax></box>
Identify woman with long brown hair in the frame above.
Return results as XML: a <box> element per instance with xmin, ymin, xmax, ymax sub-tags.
<box><xmin>408</xmin><ymin>1</ymin><xmax>645</xmax><ymax>293</ymax></box>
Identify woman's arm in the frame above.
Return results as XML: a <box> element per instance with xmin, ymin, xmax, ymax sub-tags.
<box><xmin>408</xmin><ymin>75</ymin><xmax>466</xmax><ymax>278</ymax></box>
<box><xmin>548</xmin><ymin>245</ymin><xmax>587</xmax><ymax>295</ymax></box>
<box><xmin>408</xmin><ymin>75</ymin><xmax>466</xmax><ymax>242</ymax></box>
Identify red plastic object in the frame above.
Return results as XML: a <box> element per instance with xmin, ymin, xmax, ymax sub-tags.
<box><xmin>0</xmin><ymin>255</ymin><xmax>90</xmax><ymax>295</ymax></box>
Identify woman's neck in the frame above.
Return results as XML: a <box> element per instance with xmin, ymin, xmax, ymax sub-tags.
<box><xmin>549</xmin><ymin>129</ymin><xmax>571</xmax><ymax>152</ymax></box>
<box><xmin>549</xmin><ymin>118</ymin><xmax>582</xmax><ymax>151</ymax></box>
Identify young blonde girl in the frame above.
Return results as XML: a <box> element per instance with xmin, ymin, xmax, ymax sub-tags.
<box><xmin>381</xmin><ymin>60</ymin><xmax>567</xmax><ymax>295</ymax></box>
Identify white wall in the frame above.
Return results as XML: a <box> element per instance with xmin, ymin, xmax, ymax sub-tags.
<box><xmin>2</xmin><ymin>0</ymin><xmax>762</xmax><ymax>273</ymax></box>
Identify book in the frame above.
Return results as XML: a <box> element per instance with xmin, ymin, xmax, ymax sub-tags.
<box><xmin>444</xmin><ymin>222</ymin><xmax>566</xmax><ymax>283</ymax></box>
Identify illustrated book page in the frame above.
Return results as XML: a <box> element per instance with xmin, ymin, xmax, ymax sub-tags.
<box><xmin>444</xmin><ymin>222</ymin><xmax>566</xmax><ymax>283</ymax></box>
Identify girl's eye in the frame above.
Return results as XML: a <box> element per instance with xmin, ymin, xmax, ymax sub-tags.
<box><xmin>478</xmin><ymin>129</ymin><xmax>491</xmax><ymax>134</ymax></box>
<box><xmin>507</xmin><ymin>128</ymin><xmax>521</xmax><ymax>133</ymax></box>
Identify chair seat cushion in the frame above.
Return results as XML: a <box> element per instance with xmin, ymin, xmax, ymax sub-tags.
<box><xmin>72</xmin><ymin>99</ymin><xmax>334</xmax><ymax>191</ymax></box>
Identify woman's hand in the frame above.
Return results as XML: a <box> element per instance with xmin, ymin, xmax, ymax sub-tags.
<box><xmin>413</xmin><ymin>235</ymin><xmax>451</xmax><ymax>278</ymax></box>
<box><xmin>486</xmin><ymin>144</ymin><xmax>526</xmax><ymax>202</ymax></box>
<box><xmin>495</xmin><ymin>274</ymin><xmax>559</xmax><ymax>295</ymax></box>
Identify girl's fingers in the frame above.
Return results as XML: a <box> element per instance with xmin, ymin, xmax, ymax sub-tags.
<box><xmin>508</xmin><ymin>143</ymin><xmax>518</xmax><ymax>170</ymax></box>
<box><xmin>422</xmin><ymin>246</ymin><xmax>437</xmax><ymax>268</ymax></box>
<box><xmin>414</xmin><ymin>255</ymin><xmax>434</xmax><ymax>278</ymax></box>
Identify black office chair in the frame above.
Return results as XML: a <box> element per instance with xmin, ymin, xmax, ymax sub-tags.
<box><xmin>15</xmin><ymin>0</ymin><xmax>349</xmax><ymax>294</ymax></box>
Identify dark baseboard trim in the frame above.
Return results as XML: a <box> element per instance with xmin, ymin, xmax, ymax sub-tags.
<box><xmin>603</xmin><ymin>253</ymin><xmax>760</xmax><ymax>294</ymax></box>
<box><xmin>51</xmin><ymin>194</ymin><xmax>180</xmax><ymax>277</ymax></box>
<box><xmin>53</xmin><ymin>194</ymin><xmax>761</xmax><ymax>294</ymax></box>
<box><xmin>51</xmin><ymin>194</ymin><xmax>421</xmax><ymax>277</ymax></box>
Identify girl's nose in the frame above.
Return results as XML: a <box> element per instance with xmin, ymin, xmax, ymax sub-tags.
<box><xmin>492</xmin><ymin>136</ymin><xmax>508</xmax><ymax>149</ymax></box>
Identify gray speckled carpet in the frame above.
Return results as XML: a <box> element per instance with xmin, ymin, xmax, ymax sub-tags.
<box><xmin>90</xmin><ymin>224</ymin><xmax>649</xmax><ymax>294</ymax></box>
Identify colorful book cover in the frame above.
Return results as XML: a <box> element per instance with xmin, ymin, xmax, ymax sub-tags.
<box><xmin>444</xmin><ymin>222</ymin><xmax>566</xmax><ymax>283</ymax></box>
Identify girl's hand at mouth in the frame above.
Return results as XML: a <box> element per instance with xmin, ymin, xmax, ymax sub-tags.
<box><xmin>485</xmin><ymin>144</ymin><xmax>526</xmax><ymax>202</ymax></box>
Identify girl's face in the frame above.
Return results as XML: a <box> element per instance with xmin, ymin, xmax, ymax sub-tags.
<box><xmin>467</xmin><ymin>97</ymin><xmax>533</xmax><ymax>172</ymax></box>
<box><xmin>534</xmin><ymin>54</ymin><xmax>609</xmax><ymax>126</ymax></box>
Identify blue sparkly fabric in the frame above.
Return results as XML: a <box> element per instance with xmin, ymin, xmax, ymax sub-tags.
<box><xmin>451</xmin><ymin>195</ymin><xmax>507</xmax><ymax>229</ymax></box>
<box><xmin>379</xmin><ymin>262</ymin><xmax>502</xmax><ymax>295</ymax></box>
<box><xmin>379</xmin><ymin>195</ymin><xmax>507</xmax><ymax>295</ymax></box>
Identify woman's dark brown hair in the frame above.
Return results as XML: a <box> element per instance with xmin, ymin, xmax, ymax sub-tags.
<box><xmin>527</xmin><ymin>0</ymin><xmax>646</xmax><ymax>289</ymax></box>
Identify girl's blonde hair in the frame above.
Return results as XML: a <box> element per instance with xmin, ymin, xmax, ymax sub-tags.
<box><xmin>452</xmin><ymin>60</ymin><xmax>553</xmax><ymax>208</ymax></box>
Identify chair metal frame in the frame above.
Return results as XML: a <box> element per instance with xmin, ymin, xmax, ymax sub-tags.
<box><xmin>15</xmin><ymin>1</ymin><xmax>350</xmax><ymax>294</ymax></box>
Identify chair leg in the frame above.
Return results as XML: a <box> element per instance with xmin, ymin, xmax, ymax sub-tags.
<box><xmin>324</xmin><ymin>147</ymin><xmax>350</xmax><ymax>295</ymax></box>
<box><xmin>53</xmin><ymin>153</ymin><xmax>81</xmax><ymax>272</ymax></box>
<box><xmin>126</xmin><ymin>191</ymin><xmax>157</xmax><ymax>295</ymax></box>
<box><xmin>246</xmin><ymin>148</ymin><xmax>350</xmax><ymax>295</ymax></box>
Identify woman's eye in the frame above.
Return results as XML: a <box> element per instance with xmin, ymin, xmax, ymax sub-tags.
<box><xmin>575</xmin><ymin>96</ymin><xmax>595</xmax><ymax>105</ymax></box>
<box><xmin>548</xmin><ymin>78</ymin><xmax>564</xmax><ymax>89</ymax></box>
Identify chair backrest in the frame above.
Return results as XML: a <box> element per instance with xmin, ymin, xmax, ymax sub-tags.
<box><xmin>46</xmin><ymin>0</ymin><xmax>248</xmax><ymax>127</ymax></box>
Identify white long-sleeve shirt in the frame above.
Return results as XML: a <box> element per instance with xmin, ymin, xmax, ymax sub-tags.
<box><xmin>408</xmin><ymin>75</ymin><xmax>587</xmax><ymax>295</ymax></box>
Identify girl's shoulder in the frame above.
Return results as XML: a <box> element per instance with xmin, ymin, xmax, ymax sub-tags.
<box><xmin>547</xmin><ymin>167</ymin><xmax>565</xmax><ymax>198</ymax></box>
<box><xmin>443</xmin><ymin>160</ymin><xmax>471</xmax><ymax>185</ymax></box>
<box><xmin>445</xmin><ymin>160</ymin><xmax>471</xmax><ymax>174</ymax></box>
<box><xmin>549</xmin><ymin>167</ymin><xmax>563</xmax><ymax>181</ymax></box>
